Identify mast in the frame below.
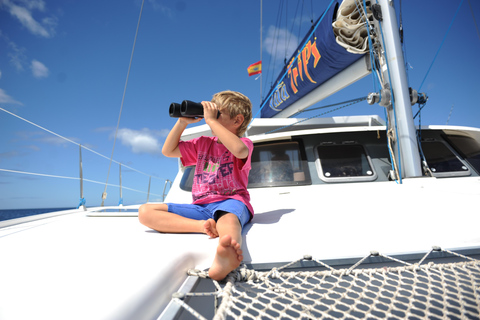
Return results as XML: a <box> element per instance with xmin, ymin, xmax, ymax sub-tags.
<box><xmin>373</xmin><ymin>0</ymin><xmax>422</xmax><ymax>178</ymax></box>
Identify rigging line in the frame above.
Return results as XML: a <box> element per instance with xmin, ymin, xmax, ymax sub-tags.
<box><xmin>383</xmin><ymin>108</ymin><xmax>399</xmax><ymax>182</ymax></box>
<box><xmin>382</xmin><ymin>108</ymin><xmax>402</xmax><ymax>182</ymax></box>
<box><xmin>446</xmin><ymin>104</ymin><xmax>454</xmax><ymax>125</ymax></box>
<box><xmin>361</xmin><ymin>0</ymin><xmax>380</xmax><ymax>92</ymax></box>
<box><xmin>102</xmin><ymin>0</ymin><xmax>145</xmax><ymax>206</ymax></box>
<box><xmin>0</xmin><ymin>107</ymin><xmax>162</xmax><ymax>180</ymax></box>
<box><xmin>415</xmin><ymin>105</ymin><xmax>433</xmax><ymax>177</ymax></box>
<box><xmin>288</xmin><ymin>97</ymin><xmax>367</xmax><ymax>117</ymax></box>
<box><xmin>264</xmin><ymin>100</ymin><xmax>359</xmax><ymax>135</ymax></box>
<box><xmin>297</xmin><ymin>0</ymin><xmax>305</xmax><ymax>41</ymax></box>
<box><xmin>468</xmin><ymin>0</ymin><xmax>480</xmax><ymax>41</ymax></box>
<box><xmin>310</xmin><ymin>0</ymin><xmax>314</xmax><ymax>25</ymax></box>
<box><xmin>354</xmin><ymin>0</ymin><xmax>382</xmax><ymax>92</ymax></box>
<box><xmin>377</xmin><ymin>9</ymin><xmax>403</xmax><ymax>183</ymax></box>
<box><xmin>397</xmin><ymin>0</ymin><xmax>411</xmax><ymax>84</ymax></box>
<box><xmin>264</xmin><ymin>0</ymin><xmax>287</xmax><ymax>100</ymax></box>
<box><xmin>263</xmin><ymin>0</ymin><xmax>283</xmax><ymax>93</ymax></box>
<box><xmin>418</xmin><ymin>0</ymin><xmax>465</xmax><ymax>92</ymax></box>
<box><xmin>289</xmin><ymin>0</ymin><xmax>302</xmax><ymax>57</ymax></box>
<box><xmin>275</xmin><ymin>1</ymin><xmax>285</xmax><ymax>72</ymax></box>
<box><xmin>260</xmin><ymin>0</ymin><xmax>263</xmax><ymax>101</ymax></box>
<box><xmin>0</xmin><ymin>168</ymin><xmax>163</xmax><ymax>196</ymax></box>
<box><xmin>284</xmin><ymin>0</ymin><xmax>288</xmax><ymax>60</ymax></box>
<box><xmin>250</xmin><ymin>0</ymin><xmax>337</xmax><ymax>125</ymax></box>
<box><xmin>413</xmin><ymin>102</ymin><xmax>426</xmax><ymax>119</ymax></box>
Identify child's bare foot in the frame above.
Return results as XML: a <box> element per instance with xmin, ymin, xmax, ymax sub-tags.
<box><xmin>208</xmin><ymin>235</ymin><xmax>243</xmax><ymax>281</ymax></box>
<box><xmin>204</xmin><ymin>219</ymin><xmax>219</xmax><ymax>238</ymax></box>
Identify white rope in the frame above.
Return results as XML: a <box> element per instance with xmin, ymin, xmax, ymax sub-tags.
<box><xmin>101</xmin><ymin>0</ymin><xmax>145</xmax><ymax>206</ymax></box>
<box><xmin>0</xmin><ymin>168</ymin><xmax>163</xmax><ymax>197</ymax></box>
<box><xmin>173</xmin><ymin>298</ymin><xmax>208</xmax><ymax>320</ymax></box>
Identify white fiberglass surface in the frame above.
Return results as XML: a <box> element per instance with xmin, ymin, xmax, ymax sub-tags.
<box><xmin>0</xmin><ymin>213</ymin><xmax>212</xmax><ymax>320</ymax></box>
<box><xmin>244</xmin><ymin>177</ymin><xmax>480</xmax><ymax>265</ymax></box>
<box><xmin>0</xmin><ymin>177</ymin><xmax>479</xmax><ymax>319</ymax></box>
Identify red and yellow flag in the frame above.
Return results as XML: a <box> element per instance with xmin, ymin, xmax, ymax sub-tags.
<box><xmin>247</xmin><ymin>61</ymin><xmax>262</xmax><ymax>76</ymax></box>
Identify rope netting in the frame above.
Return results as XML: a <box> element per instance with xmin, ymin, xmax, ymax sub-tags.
<box><xmin>173</xmin><ymin>248</ymin><xmax>480</xmax><ymax>320</ymax></box>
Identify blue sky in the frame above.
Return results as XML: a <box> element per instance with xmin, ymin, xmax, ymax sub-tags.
<box><xmin>1</xmin><ymin>0</ymin><xmax>479</xmax><ymax>209</ymax></box>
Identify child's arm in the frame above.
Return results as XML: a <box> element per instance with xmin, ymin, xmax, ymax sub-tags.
<box><xmin>202</xmin><ymin>101</ymin><xmax>249</xmax><ymax>160</ymax></box>
<box><xmin>162</xmin><ymin>117</ymin><xmax>201</xmax><ymax>158</ymax></box>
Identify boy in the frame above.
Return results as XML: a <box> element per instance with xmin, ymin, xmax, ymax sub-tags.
<box><xmin>138</xmin><ymin>90</ymin><xmax>254</xmax><ymax>281</ymax></box>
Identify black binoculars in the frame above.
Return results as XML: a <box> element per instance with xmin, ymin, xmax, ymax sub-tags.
<box><xmin>169</xmin><ymin>100</ymin><xmax>220</xmax><ymax>119</ymax></box>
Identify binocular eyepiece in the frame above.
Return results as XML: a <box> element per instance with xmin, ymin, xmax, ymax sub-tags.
<box><xmin>169</xmin><ymin>100</ymin><xmax>220</xmax><ymax>119</ymax></box>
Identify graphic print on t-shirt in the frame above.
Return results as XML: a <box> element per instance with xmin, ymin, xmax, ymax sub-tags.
<box><xmin>193</xmin><ymin>150</ymin><xmax>241</xmax><ymax>200</ymax></box>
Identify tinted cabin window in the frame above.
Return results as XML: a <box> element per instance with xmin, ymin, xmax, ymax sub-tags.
<box><xmin>421</xmin><ymin>141</ymin><xmax>470</xmax><ymax>176</ymax></box>
<box><xmin>445</xmin><ymin>135</ymin><xmax>480</xmax><ymax>174</ymax></box>
<box><xmin>315</xmin><ymin>144</ymin><xmax>376</xmax><ymax>182</ymax></box>
<box><xmin>180</xmin><ymin>166</ymin><xmax>195</xmax><ymax>191</ymax></box>
<box><xmin>180</xmin><ymin>140</ymin><xmax>311</xmax><ymax>191</ymax></box>
<box><xmin>248</xmin><ymin>141</ymin><xmax>311</xmax><ymax>188</ymax></box>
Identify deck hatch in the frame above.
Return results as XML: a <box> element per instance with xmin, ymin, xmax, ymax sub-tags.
<box><xmin>444</xmin><ymin>135</ymin><xmax>480</xmax><ymax>175</ymax></box>
<box><xmin>421</xmin><ymin>140</ymin><xmax>471</xmax><ymax>177</ymax></box>
<box><xmin>315</xmin><ymin>143</ymin><xmax>377</xmax><ymax>182</ymax></box>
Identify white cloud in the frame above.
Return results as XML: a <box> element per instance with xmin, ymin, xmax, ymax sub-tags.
<box><xmin>31</xmin><ymin>59</ymin><xmax>49</xmax><ymax>78</ymax></box>
<box><xmin>9</xmin><ymin>46</ymin><xmax>27</xmax><ymax>71</ymax></box>
<box><xmin>264</xmin><ymin>25</ymin><xmax>300</xmax><ymax>61</ymax></box>
<box><xmin>148</xmin><ymin>0</ymin><xmax>173</xmax><ymax>16</ymax></box>
<box><xmin>1</xmin><ymin>0</ymin><xmax>56</xmax><ymax>38</ymax></box>
<box><xmin>0</xmin><ymin>32</ymin><xmax>28</xmax><ymax>71</ymax></box>
<box><xmin>16</xmin><ymin>0</ymin><xmax>46</xmax><ymax>11</ymax></box>
<box><xmin>0</xmin><ymin>8</ymin><xmax>53</xmax><ymax>73</ymax></box>
<box><xmin>0</xmin><ymin>88</ymin><xmax>23</xmax><ymax>105</ymax></box>
<box><xmin>15</xmin><ymin>130</ymin><xmax>78</xmax><ymax>147</ymax></box>
<box><xmin>37</xmin><ymin>135</ymin><xmax>74</xmax><ymax>146</ymax></box>
<box><xmin>116</xmin><ymin>128</ymin><xmax>169</xmax><ymax>155</ymax></box>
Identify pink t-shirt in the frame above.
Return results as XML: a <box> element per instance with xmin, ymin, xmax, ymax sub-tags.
<box><xmin>178</xmin><ymin>136</ymin><xmax>254</xmax><ymax>218</ymax></box>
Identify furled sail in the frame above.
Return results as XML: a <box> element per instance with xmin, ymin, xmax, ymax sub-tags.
<box><xmin>260</xmin><ymin>0</ymin><xmax>371</xmax><ymax>118</ymax></box>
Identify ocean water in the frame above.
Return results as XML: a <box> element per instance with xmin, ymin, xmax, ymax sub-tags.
<box><xmin>0</xmin><ymin>207</ymin><xmax>75</xmax><ymax>222</ymax></box>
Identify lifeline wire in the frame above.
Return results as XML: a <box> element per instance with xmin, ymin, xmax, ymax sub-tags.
<box><xmin>0</xmin><ymin>107</ymin><xmax>159</xmax><ymax>179</ymax></box>
<box><xmin>0</xmin><ymin>168</ymin><xmax>163</xmax><ymax>197</ymax></box>
<box><xmin>101</xmin><ymin>0</ymin><xmax>145</xmax><ymax>206</ymax></box>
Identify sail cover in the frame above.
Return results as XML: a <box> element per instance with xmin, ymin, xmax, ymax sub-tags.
<box><xmin>260</xmin><ymin>1</ymin><xmax>366</xmax><ymax>118</ymax></box>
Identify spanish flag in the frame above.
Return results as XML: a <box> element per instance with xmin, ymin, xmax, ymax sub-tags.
<box><xmin>247</xmin><ymin>61</ymin><xmax>262</xmax><ymax>76</ymax></box>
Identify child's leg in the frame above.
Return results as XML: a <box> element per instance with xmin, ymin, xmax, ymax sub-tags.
<box><xmin>208</xmin><ymin>213</ymin><xmax>243</xmax><ymax>281</ymax></box>
<box><xmin>138</xmin><ymin>203</ymin><xmax>208</xmax><ymax>234</ymax></box>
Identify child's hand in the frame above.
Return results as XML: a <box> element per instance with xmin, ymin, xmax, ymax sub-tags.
<box><xmin>178</xmin><ymin>116</ymin><xmax>202</xmax><ymax>125</ymax></box>
<box><xmin>202</xmin><ymin>101</ymin><xmax>219</xmax><ymax>123</ymax></box>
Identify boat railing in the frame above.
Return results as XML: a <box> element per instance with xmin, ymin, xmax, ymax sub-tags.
<box><xmin>0</xmin><ymin>107</ymin><xmax>171</xmax><ymax>212</ymax></box>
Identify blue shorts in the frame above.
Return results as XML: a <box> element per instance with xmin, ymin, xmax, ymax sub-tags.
<box><xmin>166</xmin><ymin>199</ymin><xmax>251</xmax><ymax>229</ymax></box>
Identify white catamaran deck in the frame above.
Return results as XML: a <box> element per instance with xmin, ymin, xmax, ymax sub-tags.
<box><xmin>0</xmin><ymin>208</ymin><xmax>212</xmax><ymax>320</ymax></box>
<box><xmin>1</xmin><ymin>174</ymin><xmax>479</xmax><ymax>319</ymax></box>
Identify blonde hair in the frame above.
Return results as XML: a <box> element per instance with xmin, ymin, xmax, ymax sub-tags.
<box><xmin>211</xmin><ymin>90</ymin><xmax>252</xmax><ymax>137</ymax></box>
